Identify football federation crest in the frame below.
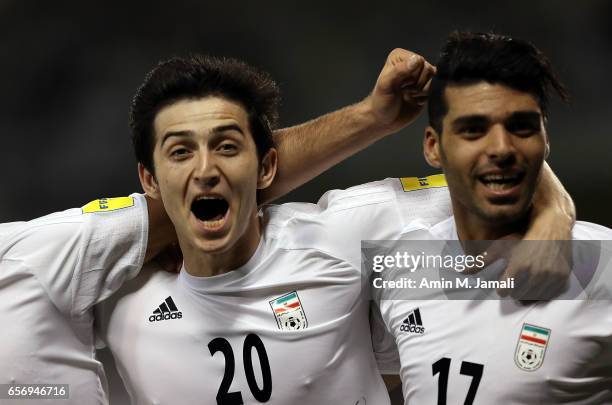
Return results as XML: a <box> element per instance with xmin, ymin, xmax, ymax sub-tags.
<box><xmin>514</xmin><ymin>323</ymin><xmax>551</xmax><ymax>371</ymax></box>
<box><xmin>269</xmin><ymin>291</ymin><xmax>308</xmax><ymax>331</ymax></box>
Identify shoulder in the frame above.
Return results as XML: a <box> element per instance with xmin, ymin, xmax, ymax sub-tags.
<box><xmin>572</xmin><ymin>221</ymin><xmax>612</xmax><ymax>240</ymax></box>
<box><xmin>319</xmin><ymin>175</ymin><xmax>450</xmax><ymax>214</ymax></box>
<box><xmin>260</xmin><ymin>176</ymin><xmax>451</xmax><ymax>256</ymax></box>
<box><xmin>571</xmin><ymin>221</ymin><xmax>612</xmax><ymax>266</ymax></box>
<box><xmin>0</xmin><ymin>207</ymin><xmax>87</xmax><ymax>260</ymax></box>
<box><xmin>265</xmin><ymin>175</ymin><xmax>451</xmax><ymax>220</ymax></box>
<box><xmin>268</xmin><ymin>178</ymin><xmax>402</xmax><ymax>219</ymax></box>
<box><xmin>7</xmin><ymin>194</ymin><xmax>145</xmax><ymax>235</ymax></box>
<box><xmin>569</xmin><ymin>222</ymin><xmax>612</xmax><ymax>300</ymax></box>
<box><xmin>262</xmin><ymin>179</ymin><xmax>394</xmax><ymax>224</ymax></box>
<box><xmin>0</xmin><ymin>221</ymin><xmax>26</xmax><ymax>241</ymax></box>
<box><xmin>315</xmin><ymin>177</ymin><xmax>401</xmax><ymax>210</ymax></box>
<box><xmin>306</xmin><ymin>174</ymin><xmax>453</xmax><ymax>229</ymax></box>
<box><xmin>1</xmin><ymin>194</ymin><xmax>147</xmax><ymax>262</ymax></box>
<box><xmin>263</xmin><ymin>178</ymin><xmax>404</xmax><ymax>234</ymax></box>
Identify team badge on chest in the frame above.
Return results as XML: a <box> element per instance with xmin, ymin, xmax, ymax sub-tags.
<box><xmin>514</xmin><ymin>323</ymin><xmax>551</xmax><ymax>371</ymax></box>
<box><xmin>269</xmin><ymin>291</ymin><xmax>308</xmax><ymax>331</ymax></box>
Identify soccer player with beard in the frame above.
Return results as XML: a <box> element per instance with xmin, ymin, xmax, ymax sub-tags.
<box><xmin>95</xmin><ymin>51</ymin><xmax>579</xmax><ymax>404</ymax></box>
<box><xmin>377</xmin><ymin>32</ymin><xmax>612</xmax><ymax>404</ymax></box>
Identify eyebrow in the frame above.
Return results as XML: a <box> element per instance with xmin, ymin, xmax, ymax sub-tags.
<box><xmin>160</xmin><ymin>124</ymin><xmax>245</xmax><ymax>147</ymax></box>
<box><xmin>450</xmin><ymin>111</ymin><xmax>542</xmax><ymax>131</ymax></box>
<box><xmin>450</xmin><ymin>115</ymin><xmax>490</xmax><ymax>131</ymax></box>
<box><xmin>213</xmin><ymin>124</ymin><xmax>245</xmax><ymax>138</ymax></box>
<box><xmin>506</xmin><ymin>111</ymin><xmax>542</xmax><ymax>122</ymax></box>
<box><xmin>160</xmin><ymin>130</ymin><xmax>193</xmax><ymax>147</ymax></box>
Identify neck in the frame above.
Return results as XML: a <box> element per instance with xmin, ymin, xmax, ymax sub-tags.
<box><xmin>453</xmin><ymin>201</ymin><xmax>529</xmax><ymax>241</ymax></box>
<box><xmin>182</xmin><ymin>211</ymin><xmax>262</xmax><ymax>277</ymax></box>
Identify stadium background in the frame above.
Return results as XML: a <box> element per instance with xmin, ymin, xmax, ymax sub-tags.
<box><xmin>0</xmin><ymin>1</ymin><xmax>610</xmax><ymax>403</ymax></box>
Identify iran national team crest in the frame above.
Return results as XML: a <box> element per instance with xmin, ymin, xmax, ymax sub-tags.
<box><xmin>269</xmin><ymin>291</ymin><xmax>308</xmax><ymax>331</ymax></box>
<box><xmin>514</xmin><ymin>323</ymin><xmax>551</xmax><ymax>371</ymax></box>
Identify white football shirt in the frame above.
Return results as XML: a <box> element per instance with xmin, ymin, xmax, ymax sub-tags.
<box><xmin>0</xmin><ymin>222</ymin><xmax>25</xmax><ymax>240</ymax></box>
<box><xmin>380</xmin><ymin>218</ymin><xmax>612</xmax><ymax>404</ymax></box>
<box><xmin>96</xmin><ymin>178</ymin><xmax>453</xmax><ymax>405</ymax></box>
<box><xmin>0</xmin><ymin>195</ymin><xmax>148</xmax><ymax>404</ymax></box>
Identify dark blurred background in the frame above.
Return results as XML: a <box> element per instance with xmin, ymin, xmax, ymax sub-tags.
<box><xmin>1</xmin><ymin>1</ymin><xmax>610</xmax><ymax>403</ymax></box>
<box><xmin>1</xmin><ymin>1</ymin><xmax>611</xmax><ymax>226</ymax></box>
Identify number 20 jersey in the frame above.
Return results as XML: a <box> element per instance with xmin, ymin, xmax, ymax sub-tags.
<box><xmin>95</xmin><ymin>178</ymin><xmax>453</xmax><ymax>405</ymax></box>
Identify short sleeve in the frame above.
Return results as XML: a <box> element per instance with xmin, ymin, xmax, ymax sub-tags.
<box><xmin>267</xmin><ymin>179</ymin><xmax>407</xmax><ymax>270</ymax></box>
<box><xmin>289</xmin><ymin>177</ymin><xmax>452</xmax><ymax>268</ymax></box>
<box><xmin>0</xmin><ymin>194</ymin><xmax>148</xmax><ymax>318</ymax></box>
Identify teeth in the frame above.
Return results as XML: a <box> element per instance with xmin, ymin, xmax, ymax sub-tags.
<box><xmin>480</xmin><ymin>173</ymin><xmax>522</xmax><ymax>191</ymax></box>
<box><xmin>481</xmin><ymin>174</ymin><xmax>517</xmax><ymax>181</ymax></box>
<box><xmin>197</xmin><ymin>196</ymin><xmax>221</xmax><ymax>201</ymax></box>
<box><xmin>202</xmin><ymin>218</ymin><xmax>224</xmax><ymax>228</ymax></box>
<box><xmin>485</xmin><ymin>182</ymin><xmax>514</xmax><ymax>190</ymax></box>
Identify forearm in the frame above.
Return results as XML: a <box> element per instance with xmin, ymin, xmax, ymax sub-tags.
<box><xmin>382</xmin><ymin>374</ymin><xmax>402</xmax><ymax>392</ymax></box>
<box><xmin>529</xmin><ymin>162</ymin><xmax>575</xmax><ymax>239</ymax></box>
<box><xmin>500</xmin><ymin>163</ymin><xmax>575</xmax><ymax>299</ymax></box>
<box><xmin>144</xmin><ymin>195</ymin><xmax>177</xmax><ymax>261</ymax></box>
<box><xmin>262</xmin><ymin>98</ymin><xmax>389</xmax><ymax>202</ymax></box>
<box><xmin>259</xmin><ymin>48</ymin><xmax>435</xmax><ymax>203</ymax></box>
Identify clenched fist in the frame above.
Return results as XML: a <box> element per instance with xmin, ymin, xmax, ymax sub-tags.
<box><xmin>366</xmin><ymin>48</ymin><xmax>436</xmax><ymax>134</ymax></box>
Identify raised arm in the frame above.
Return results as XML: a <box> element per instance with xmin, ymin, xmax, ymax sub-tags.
<box><xmin>262</xmin><ymin>49</ymin><xmax>436</xmax><ymax>202</ymax></box>
<box><xmin>529</xmin><ymin>162</ymin><xmax>575</xmax><ymax>236</ymax></box>
<box><xmin>144</xmin><ymin>194</ymin><xmax>177</xmax><ymax>262</ymax></box>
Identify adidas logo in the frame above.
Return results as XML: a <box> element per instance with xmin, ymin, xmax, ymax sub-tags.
<box><xmin>148</xmin><ymin>296</ymin><xmax>183</xmax><ymax>322</ymax></box>
<box><xmin>399</xmin><ymin>307</ymin><xmax>425</xmax><ymax>334</ymax></box>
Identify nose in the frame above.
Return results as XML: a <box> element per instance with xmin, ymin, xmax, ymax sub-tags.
<box><xmin>485</xmin><ymin>124</ymin><xmax>516</xmax><ymax>165</ymax></box>
<box><xmin>193</xmin><ymin>151</ymin><xmax>220</xmax><ymax>188</ymax></box>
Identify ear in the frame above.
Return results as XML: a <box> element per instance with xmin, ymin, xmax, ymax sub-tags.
<box><xmin>257</xmin><ymin>148</ymin><xmax>278</xmax><ymax>190</ymax></box>
<box><xmin>544</xmin><ymin>132</ymin><xmax>551</xmax><ymax>160</ymax></box>
<box><xmin>138</xmin><ymin>163</ymin><xmax>161</xmax><ymax>199</ymax></box>
<box><xmin>542</xmin><ymin>117</ymin><xmax>551</xmax><ymax>160</ymax></box>
<box><xmin>423</xmin><ymin>126</ymin><xmax>442</xmax><ymax>168</ymax></box>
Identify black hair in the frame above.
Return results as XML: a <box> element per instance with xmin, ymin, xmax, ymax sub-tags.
<box><xmin>428</xmin><ymin>31</ymin><xmax>569</xmax><ymax>132</ymax></box>
<box><xmin>130</xmin><ymin>55</ymin><xmax>280</xmax><ymax>174</ymax></box>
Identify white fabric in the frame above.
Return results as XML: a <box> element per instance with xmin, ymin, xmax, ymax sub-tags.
<box><xmin>0</xmin><ymin>194</ymin><xmax>148</xmax><ymax>405</ymax></box>
<box><xmin>380</xmin><ymin>218</ymin><xmax>612</xmax><ymax>404</ymax></box>
<box><xmin>0</xmin><ymin>222</ymin><xmax>25</xmax><ymax>241</ymax></box>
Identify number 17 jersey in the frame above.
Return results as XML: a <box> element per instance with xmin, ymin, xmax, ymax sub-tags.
<box><xmin>380</xmin><ymin>218</ymin><xmax>612</xmax><ymax>404</ymax></box>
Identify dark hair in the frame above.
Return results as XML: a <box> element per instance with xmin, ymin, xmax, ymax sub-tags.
<box><xmin>428</xmin><ymin>31</ymin><xmax>569</xmax><ymax>132</ymax></box>
<box><xmin>130</xmin><ymin>55</ymin><xmax>280</xmax><ymax>174</ymax></box>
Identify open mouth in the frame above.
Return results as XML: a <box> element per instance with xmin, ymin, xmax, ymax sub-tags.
<box><xmin>191</xmin><ymin>197</ymin><xmax>230</xmax><ymax>229</ymax></box>
<box><xmin>478</xmin><ymin>173</ymin><xmax>524</xmax><ymax>191</ymax></box>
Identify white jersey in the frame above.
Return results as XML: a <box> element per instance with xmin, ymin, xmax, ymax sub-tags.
<box><xmin>0</xmin><ymin>195</ymin><xmax>148</xmax><ymax>405</ymax></box>
<box><xmin>380</xmin><ymin>217</ymin><xmax>612</xmax><ymax>404</ymax></box>
<box><xmin>95</xmin><ymin>177</ymin><xmax>453</xmax><ymax>405</ymax></box>
<box><xmin>0</xmin><ymin>222</ymin><xmax>25</xmax><ymax>241</ymax></box>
